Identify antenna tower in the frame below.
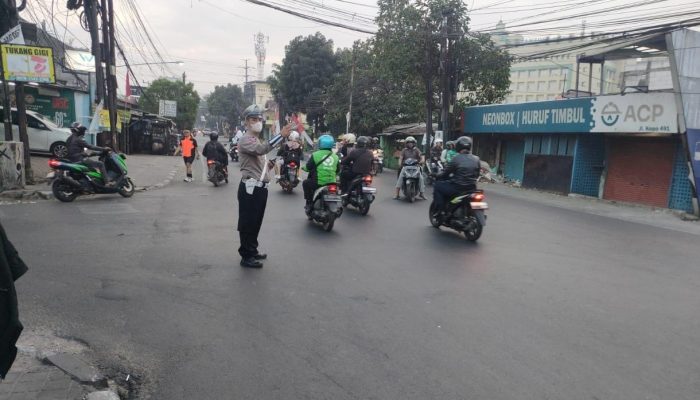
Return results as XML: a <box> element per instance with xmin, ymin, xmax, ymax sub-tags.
<box><xmin>254</xmin><ymin>32</ymin><xmax>269</xmax><ymax>81</ymax></box>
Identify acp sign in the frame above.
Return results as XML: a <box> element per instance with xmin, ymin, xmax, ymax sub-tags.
<box><xmin>591</xmin><ymin>93</ymin><xmax>678</xmax><ymax>133</ymax></box>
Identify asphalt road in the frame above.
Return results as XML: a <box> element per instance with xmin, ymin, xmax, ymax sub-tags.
<box><xmin>3</xmin><ymin>158</ymin><xmax>700</xmax><ymax>399</ymax></box>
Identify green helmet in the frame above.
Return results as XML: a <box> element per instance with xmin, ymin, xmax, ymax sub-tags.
<box><xmin>243</xmin><ymin>104</ymin><xmax>263</xmax><ymax>119</ymax></box>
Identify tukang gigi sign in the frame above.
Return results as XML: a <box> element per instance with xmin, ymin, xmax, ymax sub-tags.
<box><xmin>0</xmin><ymin>44</ymin><xmax>55</xmax><ymax>83</ymax></box>
<box><xmin>464</xmin><ymin>93</ymin><xmax>678</xmax><ymax>135</ymax></box>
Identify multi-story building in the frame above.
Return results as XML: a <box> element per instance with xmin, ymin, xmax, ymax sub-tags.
<box><xmin>244</xmin><ymin>80</ymin><xmax>273</xmax><ymax>107</ymax></box>
<box><xmin>492</xmin><ymin>21</ymin><xmax>625</xmax><ymax>103</ymax></box>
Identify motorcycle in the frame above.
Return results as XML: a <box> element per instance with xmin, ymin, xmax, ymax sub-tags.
<box><xmin>400</xmin><ymin>158</ymin><xmax>422</xmax><ymax>203</ymax></box>
<box><xmin>229</xmin><ymin>144</ymin><xmax>239</xmax><ymax>162</ymax></box>
<box><xmin>207</xmin><ymin>159</ymin><xmax>228</xmax><ymax>186</ymax></box>
<box><xmin>429</xmin><ymin>190</ymin><xmax>488</xmax><ymax>242</ymax></box>
<box><xmin>47</xmin><ymin>150</ymin><xmax>135</xmax><ymax>203</ymax></box>
<box><xmin>306</xmin><ymin>182</ymin><xmax>343</xmax><ymax>232</ymax></box>
<box><xmin>371</xmin><ymin>149</ymin><xmax>384</xmax><ymax>175</ymax></box>
<box><xmin>342</xmin><ymin>174</ymin><xmax>376</xmax><ymax>215</ymax></box>
<box><xmin>278</xmin><ymin>160</ymin><xmax>300</xmax><ymax>193</ymax></box>
<box><xmin>426</xmin><ymin>158</ymin><xmax>443</xmax><ymax>186</ymax></box>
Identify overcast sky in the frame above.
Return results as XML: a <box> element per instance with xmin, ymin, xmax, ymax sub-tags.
<box><xmin>23</xmin><ymin>0</ymin><xmax>699</xmax><ymax>96</ymax></box>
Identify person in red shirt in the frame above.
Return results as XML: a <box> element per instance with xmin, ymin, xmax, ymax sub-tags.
<box><xmin>176</xmin><ymin>130</ymin><xmax>199</xmax><ymax>182</ymax></box>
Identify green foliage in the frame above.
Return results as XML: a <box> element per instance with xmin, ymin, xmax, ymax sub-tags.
<box><xmin>139</xmin><ymin>78</ymin><xmax>200</xmax><ymax>130</ymax></box>
<box><xmin>206</xmin><ymin>84</ymin><xmax>247</xmax><ymax>126</ymax></box>
<box><xmin>270</xmin><ymin>32</ymin><xmax>338</xmax><ymax>131</ymax></box>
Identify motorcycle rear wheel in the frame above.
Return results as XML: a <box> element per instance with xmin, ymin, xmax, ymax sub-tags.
<box><xmin>52</xmin><ymin>179</ymin><xmax>78</xmax><ymax>202</ymax></box>
<box><xmin>463</xmin><ymin>216</ymin><xmax>483</xmax><ymax>242</ymax></box>
<box><xmin>323</xmin><ymin>214</ymin><xmax>335</xmax><ymax>232</ymax></box>
<box><xmin>119</xmin><ymin>178</ymin><xmax>135</xmax><ymax>197</ymax></box>
<box><xmin>358</xmin><ymin>200</ymin><xmax>370</xmax><ymax>216</ymax></box>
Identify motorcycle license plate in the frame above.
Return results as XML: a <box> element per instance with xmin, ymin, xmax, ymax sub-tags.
<box><xmin>46</xmin><ymin>171</ymin><xmax>55</xmax><ymax>179</ymax></box>
<box><xmin>324</xmin><ymin>195</ymin><xmax>341</xmax><ymax>202</ymax></box>
<box><xmin>362</xmin><ymin>187</ymin><xmax>377</xmax><ymax>194</ymax></box>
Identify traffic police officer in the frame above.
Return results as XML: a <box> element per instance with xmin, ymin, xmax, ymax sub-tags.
<box><xmin>237</xmin><ymin>104</ymin><xmax>292</xmax><ymax>268</ymax></box>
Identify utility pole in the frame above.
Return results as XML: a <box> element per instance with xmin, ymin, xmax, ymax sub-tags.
<box><xmin>107</xmin><ymin>0</ymin><xmax>118</xmax><ymax>150</ymax></box>
<box><xmin>84</xmin><ymin>0</ymin><xmax>105</xmax><ymax>107</ymax></box>
<box><xmin>440</xmin><ymin>10</ymin><xmax>452</xmax><ymax>141</ymax></box>
<box><xmin>100</xmin><ymin>0</ymin><xmax>117</xmax><ymax>149</ymax></box>
<box><xmin>424</xmin><ymin>20</ymin><xmax>434</xmax><ymax>158</ymax></box>
<box><xmin>0</xmin><ymin>0</ymin><xmax>32</xmax><ymax>183</ymax></box>
<box><xmin>346</xmin><ymin>47</ymin><xmax>355</xmax><ymax>136</ymax></box>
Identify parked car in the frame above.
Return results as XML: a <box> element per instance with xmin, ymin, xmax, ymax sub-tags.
<box><xmin>0</xmin><ymin>107</ymin><xmax>72</xmax><ymax>158</ymax></box>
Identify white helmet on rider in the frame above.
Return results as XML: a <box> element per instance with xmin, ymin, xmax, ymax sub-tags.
<box><xmin>289</xmin><ymin>131</ymin><xmax>300</xmax><ymax>142</ymax></box>
<box><xmin>345</xmin><ymin>133</ymin><xmax>357</xmax><ymax>144</ymax></box>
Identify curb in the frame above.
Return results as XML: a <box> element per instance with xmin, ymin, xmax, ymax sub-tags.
<box><xmin>0</xmin><ymin>189</ymin><xmax>54</xmax><ymax>201</ymax></box>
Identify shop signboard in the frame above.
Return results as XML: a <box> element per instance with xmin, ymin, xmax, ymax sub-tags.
<box><xmin>21</xmin><ymin>86</ymin><xmax>76</xmax><ymax>128</ymax></box>
<box><xmin>0</xmin><ymin>44</ymin><xmax>55</xmax><ymax>83</ymax></box>
<box><xmin>464</xmin><ymin>93</ymin><xmax>678</xmax><ymax>135</ymax></box>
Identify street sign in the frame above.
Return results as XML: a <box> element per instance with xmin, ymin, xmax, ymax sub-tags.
<box><xmin>0</xmin><ymin>44</ymin><xmax>55</xmax><ymax>83</ymax></box>
<box><xmin>159</xmin><ymin>100</ymin><xmax>177</xmax><ymax>117</ymax></box>
<box><xmin>0</xmin><ymin>25</ymin><xmax>25</xmax><ymax>45</ymax></box>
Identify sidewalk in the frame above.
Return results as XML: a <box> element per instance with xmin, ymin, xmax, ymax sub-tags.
<box><xmin>483</xmin><ymin>182</ymin><xmax>700</xmax><ymax>236</ymax></box>
<box><xmin>0</xmin><ymin>154</ymin><xmax>183</xmax><ymax>201</ymax></box>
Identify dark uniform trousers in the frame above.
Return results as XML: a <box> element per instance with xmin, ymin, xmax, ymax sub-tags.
<box><xmin>433</xmin><ymin>181</ymin><xmax>476</xmax><ymax>211</ymax></box>
<box><xmin>237</xmin><ymin>182</ymin><xmax>268</xmax><ymax>259</ymax></box>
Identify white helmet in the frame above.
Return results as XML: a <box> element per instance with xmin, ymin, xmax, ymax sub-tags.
<box><xmin>289</xmin><ymin>131</ymin><xmax>300</xmax><ymax>142</ymax></box>
<box><xmin>345</xmin><ymin>133</ymin><xmax>357</xmax><ymax>144</ymax></box>
<box><xmin>434</xmin><ymin>138</ymin><xmax>443</xmax><ymax>144</ymax></box>
<box><xmin>405</xmin><ymin>136</ymin><xmax>417</xmax><ymax>143</ymax></box>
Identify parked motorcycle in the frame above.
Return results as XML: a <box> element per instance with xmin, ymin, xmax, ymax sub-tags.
<box><xmin>229</xmin><ymin>144</ymin><xmax>239</xmax><ymax>162</ymax></box>
<box><xmin>47</xmin><ymin>150</ymin><xmax>135</xmax><ymax>202</ymax></box>
<box><xmin>426</xmin><ymin>158</ymin><xmax>443</xmax><ymax>186</ymax></box>
<box><xmin>342</xmin><ymin>174</ymin><xmax>376</xmax><ymax>215</ymax></box>
<box><xmin>371</xmin><ymin>149</ymin><xmax>384</xmax><ymax>175</ymax></box>
<box><xmin>429</xmin><ymin>190</ymin><xmax>488</xmax><ymax>242</ymax></box>
<box><xmin>306</xmin><ymin>183</ymin><xmax>343</xmax><ymax>232</ymax></box>
<box><xmin>278</xmin><ymin>160</ymin><xmax>300</xmax><ymax>193</ymax></box>
<box><xmin>400</xmin><ymin>158</ymin><xmax>422</xmax><ymax>202</ymax></box>
<box><xmin>207</xmin><ymin>159</ymin><xmax>228</xmax><ymax>186</ymax></box>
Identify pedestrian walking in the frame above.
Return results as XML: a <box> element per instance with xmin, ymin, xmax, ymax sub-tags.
<box><xmin>175</xmin><ymin>130</ymin><xmax>199</xmax><ymax>182</ymax></box>
<box><xmin>237</xmin><ymin>104</ymin><xmax>292</xmax><ymax>268</ymax></box>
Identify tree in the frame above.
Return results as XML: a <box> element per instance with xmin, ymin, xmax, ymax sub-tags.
<box><xmin>206</xmin><ymin>84</ymin><xmax>247</xmax><ymax>128</ymax></box>
<box><xmin>269</xmin><ymin>32</ymin><xmax>338</xmax><ymax>133</ymax></box>
<box><xmin>139</xmin><ymin>78</ymin><xmax>201</xmax><ymax>130</ymax></box>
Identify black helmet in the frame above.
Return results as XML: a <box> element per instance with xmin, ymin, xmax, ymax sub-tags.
<box><xmin>70</xmin><ymin>122</ymin><xmax>87</xmax><ymax>136</ymax></box>
<box><xmin>446</xmin><ymin>140</ymin><xmax>455</xmax><ymax>149</ymax></box>
<box><xmin>357</xmin><ymin>136</ymin><xmax>369</xmax><ymax>148</ymax></box>
<box><xmin>210</xmin><ymin>132</ymin><xmax>219</xmax><ymax>141</ymax></box>
<box><xmin>455</xmin><ymin>136</ymin><xmax>473</xmax><ymax>153</ymax></box>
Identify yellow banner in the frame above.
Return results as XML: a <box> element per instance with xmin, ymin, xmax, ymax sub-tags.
<box><xmin>99</xmin><ymin>109</ymin><xmax>131</xmax><ymax>130</ymax></box>
<box><xmin>1</xmin><ymin>44</ymin><xmax>55</xmax><ymax>83</ymax></box>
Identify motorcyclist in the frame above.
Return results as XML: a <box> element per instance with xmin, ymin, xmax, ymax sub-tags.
<box><xmin>66</xmin><ymin>122</ymin><xmax>114</xmax><ymax>186</ymax></box>
<box><xmin>302</xmin><ymin>134</ymin><xmax>340</xmax><ymax>212</ymax></box>
<box><xmin>430</xmin><ymin>139</ymin><xmax>444</xmax><ymax>174</ymax></box>
<box><xmin>394</xmin><ymin>136</ymin><xmax>426</xmax><ymax>200</ymax></box>
<box><xmin>275</xmin><ymin>131</ymin><xmax>304</xmax><ymax>181</ymax></box>
<box><xmin>339</xmin><ymin>133</ymin><xmax>356</xmax><ymax>158</ymax></box>
<box><xmin>432</xmin><ymin>136</ymin><xmax>481</xmax><ymax>219</ymax></box>
<box><xmin>202</xmin><ymin>132</ymin><xmax>229</xmax><ymax>177</ymax></box>
<box><xmin>443</xmin><ymin>141</ymin><xmax>458</xmax><ymax>163</ymax></box>
<box><xmin>340</xmin><ymin>136</ymin><xmax>373</xmax><ymax>194</ymax></box>
<box><xmin>371</xmin><ymin>137</ymin><xmax>380</xmax><ymax>149</ymax></box>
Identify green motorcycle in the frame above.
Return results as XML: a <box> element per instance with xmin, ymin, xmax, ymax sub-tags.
<box><xmin>47</xmin><ymin>150</ymin><xmax>135</xmax><ymax>202</ymax></box>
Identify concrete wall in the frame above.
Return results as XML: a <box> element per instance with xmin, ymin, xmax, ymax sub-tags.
<box><xmin>0</xmin><ymin>141</ymin><xmax>25</xmax><ymax>191</ymax></box>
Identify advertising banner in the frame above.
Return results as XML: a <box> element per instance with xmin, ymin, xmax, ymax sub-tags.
<box><xmin>65</xmin><ymin>50</ymin><xmax>96</xmax><ymax>72</ymax></box>
<box><xmin>464</xmin><ymin>93</ymin><xmax>678</xmax><ymax>135</ymax></box>
<box><xmin>0</xmin><ymin>25</ymin><xmax>25</xmax><ymax>45</ymax></box>
<box><xmin>1</xmin><ymin>44</ymin><xmax>55</xmax><ymax>83</ymax></box>
<box><xmin>22</xmin><ymin>86</ymin><xmax>76</xmax><ymax>128</ymax></box>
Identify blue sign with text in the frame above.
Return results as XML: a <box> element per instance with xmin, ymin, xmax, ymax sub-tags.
<box><xmin>464</xmin><ymin>98</ymin><xmax>594</xmax><ymax>134</ymax></box>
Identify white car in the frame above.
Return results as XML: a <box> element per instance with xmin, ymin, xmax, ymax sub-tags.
<box><xmin>0</xmin><ymin>107</ymin><xmax>72</xmax><ymax>158</ymax></box>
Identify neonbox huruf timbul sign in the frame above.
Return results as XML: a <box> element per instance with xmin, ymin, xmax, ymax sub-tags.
<box><xmin>1</xmin><ymin>44</ymin><xmax>56</xmax><ymax>84</ymax></box>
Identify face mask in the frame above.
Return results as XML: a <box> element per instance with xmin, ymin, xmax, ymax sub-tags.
<box><xmin>251</xmin><ymin>121</ymin><xmax>263</xmax><ymax>133</ymax></box>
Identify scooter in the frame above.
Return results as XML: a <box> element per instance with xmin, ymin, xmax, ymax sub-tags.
<box><xmin>400</xmin><ymin>158</ymin><xmax>422</xmax><ymax>203</ymax></box>
<box><xmin>426</xmin><ymin>157</ymin><xmax>443</xmax><ymax>186</ymax></box>
<box><xmin>342</xmin><ymin>174</ymin><xmax>376</xmax><ymax>215</ymax></box>
<box><xmin>229</xmin><ymin>144</ymin><xmax>239</xmax><ymax>162</ymax></box>
<box><xmin>47</xmin><ymin>150</ymin><xmax>135</xmax><ymax>202</ymax></box>
<box><xmin>306</xmin><ymin>182</ymin><xmax>343</xmax><ymax>232</ymax></box>
<box><xmin>429</xmin><ymin>190</ymin><xmax>488</xmax><ymax>242</ymax></box>
<box><xmin>207</xmin><ymin>159</ymin><xmax>228</xmax><ymax>186</ymax></box>
<box><xmin>278</xmin><ymin>160</ymin><xmax>300</xmax><ymax>193</ymax></box>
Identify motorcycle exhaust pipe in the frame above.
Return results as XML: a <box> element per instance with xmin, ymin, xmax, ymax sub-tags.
<box><xmin>61</xmin><ymin>175</ymin><xmax>82</xmax><ymax>188</ymax></box>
